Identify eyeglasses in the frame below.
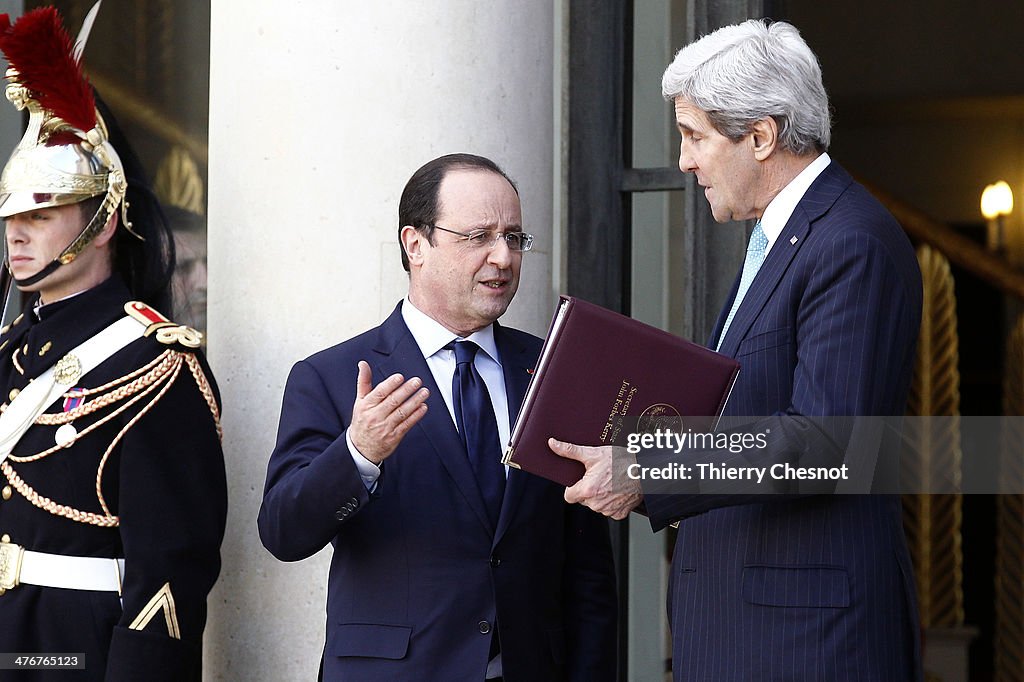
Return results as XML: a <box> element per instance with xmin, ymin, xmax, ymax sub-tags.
<box><xmin>429</xmin><ymin>224</ymin><xmax>534</xmax><ymax>252</ymax></box>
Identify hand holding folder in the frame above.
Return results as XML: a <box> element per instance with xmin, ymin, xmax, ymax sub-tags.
<box><xmin>504</xmin><ymin>296</ymin><xmax>740</xmax><ymax>488</ymax></box>
<box><xmin>548</xmin><ymin>438</ymin><xmax>643</xmax><ymax>519</ymax></box>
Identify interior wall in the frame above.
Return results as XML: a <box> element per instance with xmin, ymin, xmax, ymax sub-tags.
<box><xmin>785</xmin><ymin>0</ymin><xmax>1024</xmax><ymax>229</ymax></box>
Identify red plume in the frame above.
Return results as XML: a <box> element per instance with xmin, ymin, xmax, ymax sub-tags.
<box><xmin>0</xmin><ymin>8</ymin><xmax>96</xmax><ymax>133</ymax></box>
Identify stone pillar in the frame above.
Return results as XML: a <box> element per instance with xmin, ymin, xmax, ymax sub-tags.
<box><xmin>206</xmin><ymin>2</ymin><xmax>555</xmax><ymax>679</ymax></box>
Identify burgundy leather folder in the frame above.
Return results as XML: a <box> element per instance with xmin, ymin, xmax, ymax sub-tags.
<box><xmin>503</xmin><ymin>296</ymin><xmax>740</xmax><ymax>487</ymax></box>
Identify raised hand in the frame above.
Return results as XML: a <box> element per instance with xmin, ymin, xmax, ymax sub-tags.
<box><xmin>349</xmin><ymin>361</ymin><xmax>429</xmax><ymax>463</ymax></box>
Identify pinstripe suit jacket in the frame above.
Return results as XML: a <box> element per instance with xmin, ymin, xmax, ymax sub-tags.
<box><xmin>644</xmin><ymin>161</ymin><xmax>923</xmax><ymax>681</ymax></box>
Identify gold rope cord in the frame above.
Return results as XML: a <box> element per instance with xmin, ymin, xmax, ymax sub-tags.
<box><xmin>902</xmin><ymin>244</ymin><xmax>964</xmax><ymax>628</ymax></box>
<box><xmin>1</xmin><ymin>459</ymin><xmax>118</xmax><ymax>527</ymax></box>
<box><xmin>2</xmin><ymin>350</ymin><xmax>182</xmax><ymax>526</ymax></box>
<box><xmin>2</xmin><ymin>342</ymin><xmax>220</xmax><ymax>527</ymax></box>
<box><xmin>10</xmin><ymin>351</ymin><xmax>180</xmax><ymax>463</ymax></box>
<box><xmin>95</xmin><ymin>359</ymin><xmax>183</xmax><ymax>516</ymax></box>
<box><xmin>996</xmin><ymin>314</ymin><xmax>1024</xmax><ymax>681</ymax></box>
<box><xmin>184</xmin><ymin>353</ymin><xmax>221</xmax><ymax>440</ymax></box>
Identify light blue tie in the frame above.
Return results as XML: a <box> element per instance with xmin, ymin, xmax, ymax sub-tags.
<box><xmin>717</xmin><ymin>221</ymin><xmax>767</xmax><ymax>351</ymax></box>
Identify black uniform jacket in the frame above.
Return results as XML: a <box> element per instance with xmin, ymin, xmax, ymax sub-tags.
<box><xmin>0</xmin><ymin>276</ymin><xmax>227</xmax><ymax>681</ymax></box>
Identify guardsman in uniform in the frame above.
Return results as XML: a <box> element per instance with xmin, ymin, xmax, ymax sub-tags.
<box><xmin>0</xmin><ymin>6</ymin><xmax>227</xmax><ymax>681</ymax></box>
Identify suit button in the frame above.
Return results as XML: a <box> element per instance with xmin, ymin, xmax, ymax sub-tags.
<box><xmin>478</xmin><ymin>620</ymin><xmax>491</xmax><ymax>634</ymax></box>
<box><xmin>489</xmin><ymin>556</ymin><xmax>500</xmax><ymax>567</ymax></box>
<box><xmin>334</xmin><ymin>510</ymin><xmax>347</xmax><ymax>520</ymax></box>
<box><xmin>1</xmin><ymin>486</ymin><xmax>10</xmax><ymax>501</ymax></box>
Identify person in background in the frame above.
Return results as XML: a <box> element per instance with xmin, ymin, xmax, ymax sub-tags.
<box><xmin>155</xmin><ymin>146</ymin><xmax>209</xmax><ymax>337</ymax></box>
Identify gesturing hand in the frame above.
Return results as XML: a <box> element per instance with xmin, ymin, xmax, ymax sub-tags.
<box><xmin>349</xmin><ymin>361</ymin><xmax>429</xmax><ymax>463</ymax></box>
<box><xmin>549</xmin><ymin>439</ymin><xmax>643</xmax><ymax>520</ymax></box>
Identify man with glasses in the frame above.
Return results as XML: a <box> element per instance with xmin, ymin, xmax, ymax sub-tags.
<box><xmin>259</xmin><ymin>154</ymin><xmax>616</xmax><ymax>682</ymax></box>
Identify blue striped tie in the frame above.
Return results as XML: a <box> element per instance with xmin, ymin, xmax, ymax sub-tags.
<box><xmin>717</xmin><ymin>221</ymin><xmax>767</xmax><ymax>351</ymax></box>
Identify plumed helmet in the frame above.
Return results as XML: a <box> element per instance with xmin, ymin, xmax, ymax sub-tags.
<box><xmin>0</xmin><ymin>3</ymin><xmax>140</xmax><ymax>286</ymax></box>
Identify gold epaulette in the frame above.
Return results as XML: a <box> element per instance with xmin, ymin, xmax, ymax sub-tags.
<box><xmin>124</xmin><ymin>301</ymin><xmax>203</xmax><ymax>348</ymax></box>
<box><xmin>123</xmin><ymin>302</ymin><xmax>220</xmax><ymax>440</ymax></box>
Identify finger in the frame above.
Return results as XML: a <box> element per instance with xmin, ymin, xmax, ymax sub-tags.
<box><xmin>380</xmin><ymin>378</ymin><xmax>426</xmax><ymax>418</ymax></box>
<box><xmin>356</xmin><ymin>361</ymin><xmax>373</xmax><ymax>400</ymax></box>
<box><xmin>549</xmin><ymin>438</ymin><xmax>585</xmax><ymax>462</ymax></box>
<box><xmin>393</xmin><ymin>401</ymin><xmax>429</xmax><ymax>437</ymax></box>
<box><xmin>405</xmin><ymin>386</ymin><xmax>430</xmax><ymax>411</ymax></box>
<box><xmin>594</xmin><ymin>496</ymin><xmax>630</xmax><ymax>519</ymax></box>
<box><xmin>564</xmin><ymin>481</ymin><xmax>586</xmax><ymax>505</ymax></box>
<box><xmin>610</xmin><ymin>493</ymin><xmax>642</xmax><ymax>520</ymax></box>
<box><xmin>613</xmin><ymin>496</ymin><xmax>641</xmax><ymax>520</ymax></box>
<box><xmin>584</xmin><ymin>499</ymin><xmax>616</xmax><ymax>519</ymax></box>
<box><xmin>363</xmin><ymin>372</ymin><xmax>407</xmax><ymax>406</ymax></box>
<box><xmin>388</xmin><ymin>386</ymin><xmax>430</xmax><ymax>424</ymax></box>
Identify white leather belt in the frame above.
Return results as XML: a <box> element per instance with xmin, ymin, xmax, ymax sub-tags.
<box><xmin>0</xmin><ymin>541</ymin><xmax>124</xmax><ymax>592</ymax></box>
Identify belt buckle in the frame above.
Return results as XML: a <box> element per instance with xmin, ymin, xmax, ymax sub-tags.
<box><xmin>0</xmin><ymin>538</ymin><xmax>25</xmax><ymax>591</ymax></box>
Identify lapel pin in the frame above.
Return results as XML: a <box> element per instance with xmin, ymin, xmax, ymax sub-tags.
<box><xmin>527</xmin><ymin>368</ymin><xmax>535</xmax><ymax>375</ymax></box>
<box><xmin>790</xmin><ymin>236</ymin><xmax>799</xmax><ymax>245</ymax></box>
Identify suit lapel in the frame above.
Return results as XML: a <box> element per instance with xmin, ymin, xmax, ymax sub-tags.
<box><xmin>717</xmin><ymin>162</ymin><xmax>853</xmax><ymax>358</ymax></box>
<box><xmin>493</xmin><ymin>324</ymin><xmax>535</xmax><ymax>545</ymax></box>
<box><xmin>716</xmin><ymin>214</ymin><xmax>810</xmax><ymax>357</ymax></box>
<box><xmin>373</xmin><ymin>305</ymin><xmax>494</xmax><ymax>535</ymax></box>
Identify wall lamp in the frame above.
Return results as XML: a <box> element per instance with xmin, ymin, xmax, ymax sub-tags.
<box><xmin>981</xmin><ymin>180</ymin><xmax>1013</xmax><ymax>252</ymax></box>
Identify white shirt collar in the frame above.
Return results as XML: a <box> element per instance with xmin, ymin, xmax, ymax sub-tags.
<box><xmin>400</xmin><ymin>297</ymin><xmax>501</xmax><ymax>366</ymax></box>
<box><xmin>758</xmin><ymin>152</ymin><xmax>831</xmax><ymax>254</ymax></box>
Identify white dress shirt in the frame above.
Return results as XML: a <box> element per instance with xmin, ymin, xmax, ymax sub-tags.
<box><xmin>758</xmin><ymin>152</ymin><xmax>831</xmax><ymax>257</ymax></box>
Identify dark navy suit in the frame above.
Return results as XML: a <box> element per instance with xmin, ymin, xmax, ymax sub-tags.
<box><xmin>645</xmin><ymin>162</ymin><xmax>923</xmax><ymax>681</ymax></box>
<box><xmin>258</xmin><ymin>304</ymin><xmax>617</xmax><ymax>682</ymax></box>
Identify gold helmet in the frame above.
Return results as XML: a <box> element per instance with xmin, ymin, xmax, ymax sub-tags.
<box><xmin>0</xmin><ymin>3</ymin><xmax>138</xmax><ymax>287</ymax></box>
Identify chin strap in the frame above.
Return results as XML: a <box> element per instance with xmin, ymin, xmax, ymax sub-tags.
<box><xmin>0</xmin><ymin>240</ymin><xmax>54</xmax><ymax>287</ymax></box>
<box><xmin>12</xmin><ymin>258</ymin><xmax>61</xmax><ymax>287</ymax></box>
<box><xmin>5</xmin><ymin>191</ymin><xmax>125</xmax><ymax>288</ymax></box>
<box><xmin>6</xmin><ymin>230</ymin><xmax>82</xmax><ymax>288</ymax></box>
